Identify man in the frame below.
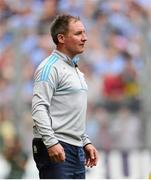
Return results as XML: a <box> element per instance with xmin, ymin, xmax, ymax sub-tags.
<box><xmin>32</xmin><ymin>14</ymin><xmax>98</xmax><ymax>179</ymax></box>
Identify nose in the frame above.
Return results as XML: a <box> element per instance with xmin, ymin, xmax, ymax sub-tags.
<box><xmin>82</xmin><ymin>32</ymin><xmax>87</xmax><ymax>42</ymax></box>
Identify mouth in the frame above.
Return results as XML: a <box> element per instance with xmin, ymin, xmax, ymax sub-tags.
<box><xmin>79</xmin><ymin>44</ymin><xmax>85</xmax><ymax>47</ymax></box>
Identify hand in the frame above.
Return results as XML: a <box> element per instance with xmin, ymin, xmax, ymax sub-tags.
<box><xmin>47</xmin><ymin>143</ymin><xmax>65</xmax><ymax>163</ymax></box>
<box><xmin>84</xmin><ymin>144</ymin><xmax>99</xmax><ymax>168</ymax></box>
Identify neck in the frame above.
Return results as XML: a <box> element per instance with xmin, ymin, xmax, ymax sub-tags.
<box><xmin>56</xmin><ymin>46</ymin><xmax>75</xmax><ymax>59</ymax></box>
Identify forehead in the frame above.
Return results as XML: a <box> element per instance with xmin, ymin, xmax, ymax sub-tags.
<box><xmin>68</xmin><ymin>20</ymin><xmax>85</xmax><ymax>32</ymax></box>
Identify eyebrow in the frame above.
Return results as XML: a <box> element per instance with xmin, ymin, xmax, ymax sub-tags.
<box><xmin>74</xmin><ymin>29</ymin><xmax>86</xmax><ymax>34</ymax></box>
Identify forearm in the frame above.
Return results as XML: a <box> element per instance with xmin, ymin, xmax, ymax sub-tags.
<box><xmin>32</xmin><ymin>107</ymin><xmax>58</xmax><ymax>148</ymax></box>
<box><xmin>32</xmin><ymin>81</ymin><xmax>58</xmax><ymax>148</ymax></box>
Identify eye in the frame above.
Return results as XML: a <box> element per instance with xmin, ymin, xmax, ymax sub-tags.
<box><xmin>77</xmin><ymin>31</ymin><xmax>87</xmax><ymax>36</ymax></box>
<box><xmin>75</xmin><ymin>31</ymin><xmax>82</xmax><ymax>35</ymax></box>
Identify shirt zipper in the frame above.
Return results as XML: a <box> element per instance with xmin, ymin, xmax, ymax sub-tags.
<box><xmin>75</xmin><ymin>67</ymin><xmax>84</xmax><ymax>89</ymax></box>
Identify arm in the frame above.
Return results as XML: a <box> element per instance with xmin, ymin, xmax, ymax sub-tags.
<box><xmin>32</xmin><ymin>81</ymin><xmax>58</xmax><ymax>147</ymax></box>
<box><xmin>32</xmin><ymin>81</ymin><xmax>65</xmax><ymax>162</ymax></box>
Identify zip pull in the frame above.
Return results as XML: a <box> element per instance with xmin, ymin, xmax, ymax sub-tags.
<box><xmin>74</xmin><ymin>63</ymin><xmax>78</xmax><ymax>68</ymax></box>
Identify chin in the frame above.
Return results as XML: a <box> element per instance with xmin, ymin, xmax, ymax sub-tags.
<box><xmin>76</xmin><ymin>51</ymin><xmax>83</xmax><ymax>55</ymax></box>
<box><xmin>78</xmin><ymin>49</ymin><xmax>84</xmax><ymax>53</ymax></box>
<box><xmin>73</xmin><ymin>48</ymin><xmax>84</xmax><ymax>55</ymax></box>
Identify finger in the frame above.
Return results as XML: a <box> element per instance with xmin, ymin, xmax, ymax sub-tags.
<box><xmin>85</xmin><ymin>150</ymin><xmax>95</xmax><ymax>167</ymax></box>
<box><xmin>90</xmin><ymin>150</ymin><xmax>99</xmax><ymax>167</ymax></box>
<box><xmin>85</xmin><ymin>153</ymin><xmax>95</xmax><ymax>167</ymax></box>
<box><xmin>85</xmin><ymin>158</ymin><xmax>88</xmax><ymax>166</ymax></box>
<box><xmin>90</xmin><ymin>159</ymin><xmax>96</xmax><ymax>167</ymax></box>
<box><xmin>59</xmin><ymin>151</ymin><xmax>66</xmax><ymax>162</ymax></box>
<box><xmin>49</xmin><ymin>155</ymin><xmax>58</xmax><ymax>162</ymax></box>
<box><xmin>49</xmin><ymin>153</ymin><xmax>61</xmax><ymax>163</ymax></box>
<box><xmin>85</xmin><ymin>158</ymin><xmax>91</xmax><ymax>167</ymax></box>
<box><xmin>94</xmin><ymin>150</ymin><xmax>99</xmax><ymax>165</ymax></box>
<box><xmin>87</xmin><ymin>158</ymin><xmax>95</xmax><ymax>168</ymax></box>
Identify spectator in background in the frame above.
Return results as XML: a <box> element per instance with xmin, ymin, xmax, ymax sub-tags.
<box><xmin>37</xmin><ymin>0</ymin><xmax>57</xmax><ymax>35</ymax></box>
<box><xmin>121</xmin><ymin>51</ymin><xmax>140</xmax><ymax>110</ymax></box>
<box><xmin>110</xmin><ymin>105</ymin><xmax>142</xmax><ymax>177</ymax></box>
<box><xmin>0</xmin><ymin>105</ymin><xmax>15</xmax><ymax>151</ymax></box>
<box><xmin>94</xmin><ymin>105</ymin><xmax>112</xmax><ymax>179</ymax></box>
<box><xmin>3</xmin><ymin>136</ymin><xmax>28</xmax><ymax>179</ymax></box>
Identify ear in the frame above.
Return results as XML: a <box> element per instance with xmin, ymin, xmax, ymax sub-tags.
<box><xmin>57</xmin><ymin>34</ymin><xmax>65</xmax><ymax>44</ymax></box>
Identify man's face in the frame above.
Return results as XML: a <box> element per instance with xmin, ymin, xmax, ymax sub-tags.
<box><xmin>63</xmin><ymin>20</ymin><xmax>87</xmax><ymax>58</ymax></box>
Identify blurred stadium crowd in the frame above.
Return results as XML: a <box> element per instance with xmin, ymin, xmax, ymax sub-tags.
<box><xmin>0</xmin><ymin>0</ymin><xmax>151</xmax><ymax>178</ymax></box>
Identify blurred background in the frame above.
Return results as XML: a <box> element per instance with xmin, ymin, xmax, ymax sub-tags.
<box><xmin>0</xmin><ymin>0</ymin><xmax>151</xmax><ymax>178</ymax></box>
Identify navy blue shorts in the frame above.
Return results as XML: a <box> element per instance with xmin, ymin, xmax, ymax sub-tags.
<box><xmin>32</xmin><ymin>138</ymin><xmax>85</xmax><ymax>179</ymax></box>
